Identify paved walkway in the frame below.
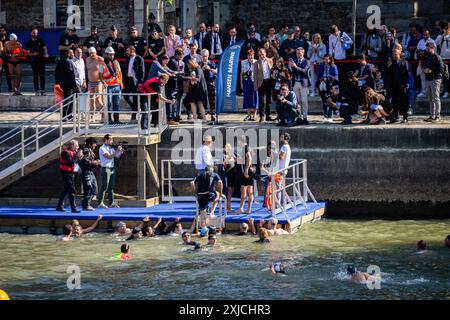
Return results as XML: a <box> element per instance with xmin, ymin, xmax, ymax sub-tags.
<box><xmin>0</xmin><ymin>111</ymin><xmax>449</xmax><ymax>129</ymax></box>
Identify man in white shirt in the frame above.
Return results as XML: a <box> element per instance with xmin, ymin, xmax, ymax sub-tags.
<box><xmin>278</xmin><ymin>132</ymin><xmax>291</xmax><ymax>171</ymax></box>
<box><xmin>97</xmin><ymin>134</ymin><xmax>123</xmax><ymax>208</ymax></box>
<box><xmin>195</xmin><ymin>135</ymin><xmax>214</xmax><ymax>172</ymax></box>
<box><xmin>71</xmin><ymin>48</ymin><xmax>86</xmax><ymax>92</ymax></box>
<box><xmin>328</xmin><ymin>25</ymin><xmax>353</xmax><ymax>61</ymax></box>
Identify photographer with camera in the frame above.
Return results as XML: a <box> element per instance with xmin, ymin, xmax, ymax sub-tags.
<box><xmin>275</xmin><ymin>85</ymin><xmax>299</xmax><ymax>127</ymax></box>
<box><xmin>56</xmin><ymin>140</ymin><xmax>83</xmax><ymax>213</ymax></box>
<box><xmin>97</xmin><ymin>134</ymin><xmax>123</xmax><ymax>209</ymax></box>
<box><xmin>80</xmin><ymin>137</ymin><xmax>100</xmax><ymax>211</ymax></box>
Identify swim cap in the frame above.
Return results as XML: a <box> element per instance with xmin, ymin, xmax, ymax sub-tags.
<box><xmin>9</xmin><ymin>33</ymin><xmax>17</xmax><ymax>41</ymax></box>
<box><xmin>347</xmin><ymin>265</ymin><xmax>357</xmax><ymax>274</ymax></box>
<box><xmin>200</xmin><ymin>226</ymin><xmax>209</xmax><ymax>237</ymax></box>
<box><xmin>273</xmin><ymin>262</ymin><xmax>285</xmax><ymax>273</ymax></box>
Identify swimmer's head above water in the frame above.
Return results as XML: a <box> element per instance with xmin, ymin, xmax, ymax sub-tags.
<box><xmin>272</xmin><ymin>262</ymin><xmax>286</xmax><ymax>274</ymax></box>
<box><xmin>417</xmin><ymin>240</ymin><xmax>427</xmax><ymax>251</ymax></box>
<box><xmin>347</xmin><ymin>265</ymin><xmax>357</xmax><ymax>275</ymax></box>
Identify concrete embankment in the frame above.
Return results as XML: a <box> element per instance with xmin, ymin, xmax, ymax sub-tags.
<box><xmin>1</xmin><ymin>121</ymin><xmax>449</xmax><ymax>218</ymax></box>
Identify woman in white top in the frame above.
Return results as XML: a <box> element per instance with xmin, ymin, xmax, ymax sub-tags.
<box><xmin>307</xmin><ymin>33</ymin><xmax>327</xmax><ymax>97</ymax></box>
<box><xmin>241</xmin><ymin>49</ymin><xmax>258</xmax><ymax>121</ymax></box>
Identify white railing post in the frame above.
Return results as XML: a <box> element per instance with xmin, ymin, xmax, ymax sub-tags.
<box><xmin>147</xmin><ymin>94</ymin><xmax>151</xmax><ymax>134</ymax></box>
<box><xmin>59</xmin><ymin>101</ymin><xmax>63</xmax><ymax>153</ymax></box>
<box><xmin>20</xmin><ymin>126</ymin><xmax>25</xmax><ymax>176</ymax></box>
<box><xmin>168</xmin><ymin>161</ymin><xmax>173</xmax><ymax>204</ymax></box>
<box><xmin>73</xmin><ymin>93</ymin><xmax>77</xmax><ymax>133</ymax></box>
<box><xmin>35</xmin><ymin>123</ymin><xmax>39</xmax><ymax>152</ymax></box>
<box><xmin>303</xmin><ymin>160</ymin><xmax>308</xmax><ymax>203</ymax></box>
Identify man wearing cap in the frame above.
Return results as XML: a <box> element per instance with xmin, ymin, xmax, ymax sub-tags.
<box><xmin>83</xmin><ymin>26</ymin><xmax>103</xmax><ymax>57</ymax></box>
<box><xmin>58</xmin><ymin>27</ymin><xmax>80</xmax><ymax>57</ymax></box>
<box><xmin>128</xmin><ymin>26</ymin><xmax>148</xmax><ymax>58</ymax></box>
<box><xmin>241</xmin><ymin>28</ymin><xmax>261</xmax><ymax>59</ymax></box>
<box><xmin>124</xmin><ymin>46</ymin><xmax>145</xmax><ymax>121</ymax></box>
<box><xmin>146</xmin><ymin>12</ymin><xmax>163</xmax><ymax>39</ymax></box>
<box><xmin>86</xmin><ymin>47</ymin><xmax>105</xmax><ymax>122</ymax></box>
<box><xmin>104</xmin><ymin>25</ymin><xmax>126</xmax><ymax>59</ymax></box>
<box><xmin>101</xmin><ymin>47</ymin><xmax>123</xmax><ymax>124</ymax></box>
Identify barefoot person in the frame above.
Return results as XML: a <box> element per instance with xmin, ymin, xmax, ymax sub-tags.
<box><xmin>235</xmin><ymin>143</ymin><xmax>255</xmax><ymax>214</ymax></box>
<box><xmin>191</xmin><ymin>165</ymin><xmax>224</xmax><ymax>221</ymax></box>
<box><xmin>85</xmin><ymin>47</ymin><xmax>105</xmax><ymax>122</ymax></box>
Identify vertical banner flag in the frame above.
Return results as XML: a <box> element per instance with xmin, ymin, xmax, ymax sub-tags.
<box><xmin>216</xmin><ymin>41</ymin><xmax>243</xmax><ymax>114</ymax></box>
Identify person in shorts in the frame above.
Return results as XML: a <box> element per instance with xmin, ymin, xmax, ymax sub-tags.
<box><xmin>191</xmin><ymin>166</ymin><xmax>224</xmax><ymax>221</ymax></box>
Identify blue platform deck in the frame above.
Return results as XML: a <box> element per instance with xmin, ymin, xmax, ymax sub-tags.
<box><xmin>0</xmin><ymin>201</ymin><xmax>326</xmax><ymax>225</ymax></box>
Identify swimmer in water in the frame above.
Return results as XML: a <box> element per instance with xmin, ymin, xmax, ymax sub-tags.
<box><xmin>114</xmin><ymin>221</ymin><xmax>132</xmax><ymax>237</ymax></box>
<box><xmin>254</xmin><ymin>227</ymin><xmax>271</xmax><ymax>243</ymax></box>
<box><xmin>347</xmin><ymin>265</ymin><xmax>379</xmax><ymax>283</ymax></box>
<box><xmin>417</xmin><ymin>240</ymin><xmax>427</xmax><ymax>252</ymax></box>
<box><xmin>126</xmin><ymin>227</ymin><xmax>143</xmax><ymax>240</ymax></box>
<box><xmin>71</xmin><ymin>215</ymin><xmax>103</xmax><ymax>237</ymax></box>
<box><xmin>181</xmin><ymin>231</ymin><xmax>199</xmax><ymax>247</ymax></box>
<box><xmin>259</xmin><ymin>218</ymin><xmax>289</xmax><ymax>236</ymax></box>
<box><xmin>57</xmin><ymin>224</ymin><xmax>73</xmax><ymax>241</ymax></box>
<box><xmin>207</xmin><ymin>234</ymin><xmax>217</xmax><ymax>246</ymax></box>
<box><xmin>271</xmin><ymin>262</ymin><xmax>286</xmax><ymax>274</ymax></box>
<box><xmin>139</xmin><ymin>216</ymin><xmax>163</xmax><ymax>237</ymax></box>
<box><xmin>235</xmin><ymin>218</ymin><xmax>257</xmax><ymax>236</ymax></box>
<box><xmin>111</xmin><ymin>244</ymin><xmax>131</xmax><ymax>261</ymax></box>
<box><xmin>445</xmin><ymin>235</ymin><xmax>450</xmax><ymax>248</ymax></box>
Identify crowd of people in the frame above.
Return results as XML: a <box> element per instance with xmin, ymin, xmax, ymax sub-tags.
<box><xmin>0</xmin><ymin>16</ymin><xmax>449</xmax><ymax>125</ymax></box>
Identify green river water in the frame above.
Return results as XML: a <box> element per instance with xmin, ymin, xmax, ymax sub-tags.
<box><xmin>0</xmin><ymin>219</ymin><xmax>449</xmax><ymax>300</ymax></box>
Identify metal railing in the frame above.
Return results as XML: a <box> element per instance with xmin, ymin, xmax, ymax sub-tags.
<box><xmin>0</xmin><ymin>91</ymin><xmax>166</xmax><ymax>183</ymax></box>
<box><xmin>267</xmin><ymin>159</ymin><xmax>317</xmax><ymax>222</ymax></box>
<box><xmin>161</xmin><ymin>159</ymin><xmax>227</xmax><ymax>228</ymax></box>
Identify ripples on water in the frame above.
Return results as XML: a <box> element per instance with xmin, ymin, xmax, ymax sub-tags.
<box><xmin>0</xmin><ymin>219</ymin><xmax>449</xmax><ymax>300</ymax></box>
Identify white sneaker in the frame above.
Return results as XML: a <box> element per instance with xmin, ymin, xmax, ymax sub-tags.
<box><xmin>322</xmin><ymin>117</ymin><xmax>329</xmax><ymax>123</ymax></box>
<box><xmin>417</xmin><ymin>93</ymin><xmax>426</xmax><ymax>98</ymax></box>
<box><xmin>442</xmin><ymin>92</ymin><xmax>449</xmax><ymax>99</ymax></box>
<box><xmin>110</xmin><ymin>202</ymin><xmax>120</xmax><ymax>208</ymax></box>
<box><xmin>327</xmin><ymin>118</ymin><xmax>334</xmax><ymax>123</ymax></box>
<box><xmin>98</xmin><ymin>202</ymin><xmax>108</xmax><ymax>208</ymax></box>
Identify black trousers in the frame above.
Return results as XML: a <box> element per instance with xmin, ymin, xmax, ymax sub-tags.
<box><xmin>62</xmin><ymin>88</ymin><xmax>75</xmax><ymax>119</ymax></box>
<box><xmin>258</xmin><ymin>79</ymin><xmax>272</xmax><ymax>117</ymax></box>
<box><xmin>206</xmin><ymin>82</ymin><xmax>216</xmax><ymax>115</ymax></box>
<box><xmin>2</xmin><ymin>61</ymin><xmax>12</xmax><ymax>92</ymax></box>
<box><xmin>31</xmin><ymin>59</ymin><xmax>46</xmax><ymax>92</ymax></box>
<box><xmin>389</xmin><ymin>84</ymin><xmax>408</xmax><ymax>119</ymax></box>
<box><xmin>81</xmin><ymin>171</ymin><xmax>98</xmax><ymax>208</ymax></box>
<box><xmin>57</xmin><ymin>171</ymin><xmax>77</xmax><ymax>209</ymax></box>
<box><xmin>124</xmin><ymin>77</ymin><xmax>138</xmax><ymax>119</ymax></box>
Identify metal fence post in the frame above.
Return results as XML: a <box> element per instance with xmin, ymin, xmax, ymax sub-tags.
<box><xmin>303</xmin><ymin>161</ymin><xmax>308</xmax><ymax>203</ymax></box>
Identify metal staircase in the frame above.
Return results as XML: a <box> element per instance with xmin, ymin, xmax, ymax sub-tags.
<box><xmin>0</xmin><ymin>92</ymin><xmax>165</xmax><ymax>191</ymax></box>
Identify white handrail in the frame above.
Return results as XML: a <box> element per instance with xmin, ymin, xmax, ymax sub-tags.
<box><xmin>0</xmin><ymin>92</ymin><xmax>168</xmax><ymax>184</ymax></box>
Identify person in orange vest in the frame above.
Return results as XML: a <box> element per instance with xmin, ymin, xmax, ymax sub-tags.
<box><xmin>56</xmin><ymin>140</ymin><xmax>83</xmax><ymax>213</ymax></box>
<box><xmin>101</xmin><ymin>46</ymin><xmax>123</xmax><ymax>124</ymax></box>
<box><xmin>138</xmin><ymin>74</ymin><xmax>175</xmax><ymax>129</ymax></box>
